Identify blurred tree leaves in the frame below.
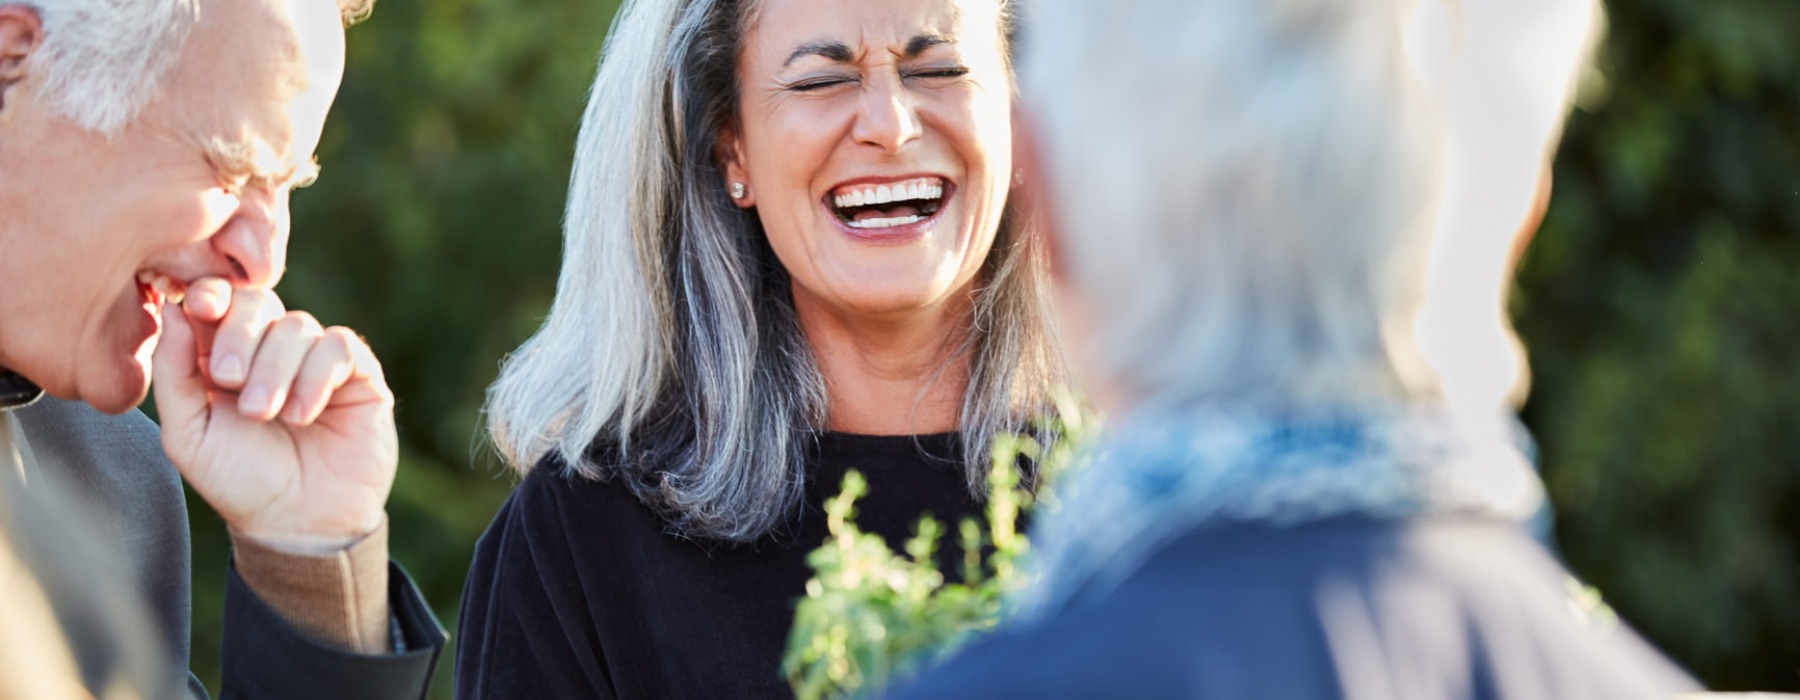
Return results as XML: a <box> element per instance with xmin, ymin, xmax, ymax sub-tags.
<box><xmin>1517</xmin><ymin>0</ymin><xmax>1800</xmax><ymax>690</ymax></box>
<box><xmin>168</xmin><ymin>0</ymin><xmax>1797</xmax><ymax>695</ymax></box>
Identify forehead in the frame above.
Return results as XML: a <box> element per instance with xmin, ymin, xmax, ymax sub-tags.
<box><xmin>745</xmin><ymin>0</ymin><xmax>1004</xmax><ymax>60</ymax></box>
<box><xmin>150</xmin><ymin>0</ymin><xmax>345</xmax><ymax>163</ymax></box>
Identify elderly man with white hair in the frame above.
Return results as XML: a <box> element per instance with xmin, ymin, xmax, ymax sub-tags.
<box><xmin>0</xmin><ymin>0</ymin><xmax>443</xmax><ymax>697</ymax></box>
<box><xmin>890</xmin><ymin>0</ymin><xmax>1702</xmax><ymax>697</ymax></box>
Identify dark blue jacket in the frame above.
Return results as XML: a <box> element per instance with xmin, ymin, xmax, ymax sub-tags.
<box><xmin>890</xmin><ymin>516</ymin><xmax>1698</xmax><ymax>699</ymax></box>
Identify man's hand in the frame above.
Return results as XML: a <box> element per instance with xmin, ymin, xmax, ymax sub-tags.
<box><xmin>151</xmin><ymin>278</ymin><xmax>397</xmax><ymax>549</ymax></box>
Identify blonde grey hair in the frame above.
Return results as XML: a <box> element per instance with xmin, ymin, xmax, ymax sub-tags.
<box><xmin>1019</xmin><ymin>0</ymin><xmax>1600</xmax><ymax>413</ymax></box>
<box><xmin>486</xmin><ymin>0</ymin><xmax>1062</xmax><ymax>542</ymax></box>
<box><xmin>20</xmin><ymin>0</ymin><xmax>374</xmax><ymax>134</ymax></box>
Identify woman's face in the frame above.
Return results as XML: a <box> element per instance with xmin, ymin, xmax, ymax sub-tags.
<box><xmin>723</xmin><ymin>0</ymin><xmax>1013</xmax><ymax>323</ymax></box>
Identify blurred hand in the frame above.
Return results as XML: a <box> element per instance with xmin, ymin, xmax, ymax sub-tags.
<box><xmin>151</xmin><ymin>277</ymin><xmax>396</xmax><ymax>550</ymax></box>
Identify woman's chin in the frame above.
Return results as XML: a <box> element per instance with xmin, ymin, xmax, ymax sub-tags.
<box><xmin>809</xmin><ymin>275</ymin><xmax>972</xmax><ymax>321</ymax></box>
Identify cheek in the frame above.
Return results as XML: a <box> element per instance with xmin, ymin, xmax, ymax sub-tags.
<box><xmin>934</xmin><ymin>92</ymin><xmax>1014</xmax><ymax>193</ymax></box>
<box><xmin>185</xmin><ymin>189</ymin><xmax>242</xmax><ymax>245</ymax></box>
<box><xmin>137</xmin><ymin>188</ymin><xmax>240</xmax><ymax>264</ymax></box>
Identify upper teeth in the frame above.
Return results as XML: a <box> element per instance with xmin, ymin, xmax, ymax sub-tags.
<box><xmin>137</xmin><ymin>271</ymin><xmax>185</xmax><ymax>305</ymax></box>
<box><xmin>832</xmin><ymin>177</ymin><xmax>945</xmax><ymax>209</ymax></box>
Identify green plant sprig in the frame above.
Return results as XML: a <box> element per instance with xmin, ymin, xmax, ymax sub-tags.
<box><xmin>783</xmin><ymin>403</ymin><xmax>1090</xmax><ymax>700</ymax></box>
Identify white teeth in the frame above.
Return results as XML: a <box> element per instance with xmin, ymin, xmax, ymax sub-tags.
<box><xmin>846</xmin><ymin>214</ymin><xmax>927</xmax><ymax>230</ymax></box>
<box><xmin>830</xmin><ymin>177</ymin><xmax>947</xmax><ymax>210</ymax></box>
<box><xmin>136</xmin><ymin>271</ymin><xmax>185</xmax><ymax>305</ymax></box>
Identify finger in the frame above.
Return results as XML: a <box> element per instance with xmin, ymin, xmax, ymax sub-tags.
<box><xmin>181</xmin><ymin>277</ymin><xmax>235</xmax><ymax>322</ymax></box>
<box><xmin>151</xmin><ymin>302</ymin><xmax>211</xmax><ymax>444</ymax></box>
<box><xmin>207</xmin><ymin>288</ymin><xmax>286</xmax><ymax>390</ymax></box>
<box><xmin>321</xmin><ymin>328</ymin><xmax>392</xmax><ymax>411</ymax></box>
<box><xmin>179</xmin><ymin>277</ymin><xmax>235</xmax><ymax>366</ymax></box>
<box><xmin>282</xmin><ymin>327</ymin><xmax>361</xmax><ymax>426</ymax></box>
<box><xmin>238</xmin><ymin>312</ymin><xmax>324</xmax><ymax>422</ymax></box>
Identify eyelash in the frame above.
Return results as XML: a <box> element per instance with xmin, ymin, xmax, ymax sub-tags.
<box><xmin>786</xmin><ymin>66</ymin><xmax>971</xmax><ymax>92</ymax></box>
<box><xmin>908</xmin><ymin>66</ymin><xmax>970</xmax><ymax>80</ymax></box>
<box><xmin>789</xmin><ymin>77</ymin><xmax>854</xmax><ymax>92</ymax></box>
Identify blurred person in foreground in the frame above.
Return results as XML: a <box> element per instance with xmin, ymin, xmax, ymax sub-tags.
<box><xmin>459</xmin><ymin>0</ymin><xmax>1065</xmax><ymax>696</ymax></box>
<box><xmin>0</xmin><ymin>0</ymin><xmax>445</xmax><ymax>696</ymax></box>
<box><xmin>890</xmin><ymin>0</ymin><xmax>1702</xmax><ymax>697</ymax></box>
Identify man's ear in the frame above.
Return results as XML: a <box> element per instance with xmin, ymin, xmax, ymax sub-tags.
<box><xmin>715</xmin><ymin>123</ymin><xmax>756</xmax><ymax>208</ymax></box>
<box><xmin>0</xmin><ymin>5</ymin><xmax>43</xmax><ymax>112</ymax></box>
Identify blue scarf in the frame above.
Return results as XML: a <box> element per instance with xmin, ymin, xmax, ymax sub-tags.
<box><xmin>1015</xmin><ymin>402</ymin><xmax>1547</xmax><ymax>618</ymax></box>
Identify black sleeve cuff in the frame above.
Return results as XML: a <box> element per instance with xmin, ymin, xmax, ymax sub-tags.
<box><xmin>221</xmin><ymin>561</ymin><xmax>446</xmax><ymax>700</ymax></box>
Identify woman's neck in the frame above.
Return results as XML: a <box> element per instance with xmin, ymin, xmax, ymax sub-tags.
<box><xmin>793</xmin><ymin>290</ymin><xmax>974</xmax><ymax>436</ymax></box>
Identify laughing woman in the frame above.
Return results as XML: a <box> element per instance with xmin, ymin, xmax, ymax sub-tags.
<box><xmin>455</xmin><ymin>0</ymin><xmax>1062</xmax><ymax>697</ymax></box>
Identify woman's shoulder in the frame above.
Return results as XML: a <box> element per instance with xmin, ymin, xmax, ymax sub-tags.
<box><xmin>500</xmin><ymin>448</ymin><xmax>672</xmax><ymax>533</ymax></box>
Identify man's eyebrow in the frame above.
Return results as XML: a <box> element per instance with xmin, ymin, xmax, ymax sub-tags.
<box><xmin>203</xmin><ymin>137</ymin><xmax>320</xmax><ymax>188</ymax></box>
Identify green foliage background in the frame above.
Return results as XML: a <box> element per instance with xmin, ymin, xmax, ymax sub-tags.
<box><xmin>1516</xmin><ymin>0</ymin><xmax>1800</xmax><ymax>690</ymax></box>
<box><xmin>162</xmin><ymin>0</ymin><xmax>1795</xmax><ymax>696</ymax></box>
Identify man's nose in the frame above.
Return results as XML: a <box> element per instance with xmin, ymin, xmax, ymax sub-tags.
<box><xmin>852</xmin><ymin>76</ymin><xmax>924</xmax><ymax>154</ymax></box>
<box><xmin>210</xmin><ymin>190</ymin><xmax>290</xmax><ymax>289</ymax></box>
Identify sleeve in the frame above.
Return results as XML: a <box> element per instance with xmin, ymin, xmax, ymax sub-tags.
<box><xmin>215</xmin><ymin>558</ymin><xmax>445</xmax><ymax>700</ymax></box>
<box><xmin>455</xmin><ymin>473</ymin><xmax>617</xmax><ymax>700</ymax></box>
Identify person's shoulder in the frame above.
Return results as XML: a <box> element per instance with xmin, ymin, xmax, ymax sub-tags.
<box><xmin>929</xmin><ymin>517</ymin><xmax>1697</xmax><ymax>699</ymax></box>
<box><xmin>480</xmin><ymin>446</ymin><xmax>680</xmax><ymax>563</ymax></box>
<box><xmin>505</xmin><ymin>446</ymin><xmax>664</xmax><ymax>523</ymax></box>
<box><xmin>13</xmin><ymin>396</ymin><xmax>167</xmax><ymax>469</ymax></box>
<box><xmin>9</xmin><ymin>396</ymin><xmax>183</xmax><ymax>541</ymax></box>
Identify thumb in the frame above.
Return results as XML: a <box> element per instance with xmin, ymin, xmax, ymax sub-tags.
<box><xmin>151</xmin><ymin>302</ymin><xmax>211</xmax><ymax>443</ymax></box>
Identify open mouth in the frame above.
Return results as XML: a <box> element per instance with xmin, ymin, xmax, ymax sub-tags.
<box><xmin>136</xmin><ymin>270</ymin><xmax>187</xmax><ymax>307</ymax></box>
<box><xmin>827</xmin><ymin>176</ymin><xmax>949</xmax><ymax>230</ymax></box>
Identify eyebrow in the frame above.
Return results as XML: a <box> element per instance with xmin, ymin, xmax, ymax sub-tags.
<box><xmin>781</xmin><ymin>33</ymin><xmax>954</xmax><ymax>68</ymax></box>
<box><xmin>204</xmin><ymin>137</ymin><xmax>321</xmax><ymax>189</ymax></box>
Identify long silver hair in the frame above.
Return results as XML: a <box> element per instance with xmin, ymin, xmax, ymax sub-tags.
<box><xmin>485</xmin><ymin>0</ymin><xmax>1061</xmax><ymax>542</ymax></box>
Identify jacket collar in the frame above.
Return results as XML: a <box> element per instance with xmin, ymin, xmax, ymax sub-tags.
<box><xmin>0</xmin><ymin>370</ymin><xmax>44</xmax><ymax>411</ymax></box>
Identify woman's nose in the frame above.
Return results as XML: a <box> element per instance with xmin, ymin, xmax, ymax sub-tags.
<box><xmin>852</xmin><ymin>76</ymin><xmax>923</xmax><ymax>154</ymax></box>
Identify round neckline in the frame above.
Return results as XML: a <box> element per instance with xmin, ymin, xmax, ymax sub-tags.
<box><xmin>814</xmin><ymin>431</ymin><xmax>961</xmax><ymax>457</ymax></box>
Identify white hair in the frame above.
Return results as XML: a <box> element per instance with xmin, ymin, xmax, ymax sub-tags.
<box><xmin>1019</xmin><ymin>0</ymin><xmax>1601</xmax><ymax>413</ymax></box>
<box><xmin>20</xmin><ymin>0</ymin><xmax>374</xmax><ymax>134</ymax></box>
<box><xmin>21</xmin><ymin>0</ymin><xmax>200</xmax><ymax>134</ymax></box>
<box><xmin>486</xmin><ymin>0</ymin><xmax>1064</xmax><ymax>542</ymax></box>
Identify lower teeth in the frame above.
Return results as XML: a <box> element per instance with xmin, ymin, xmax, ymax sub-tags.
<box><xmin>847</xmin><ymin>214</ymin><xmax>925</xmax><ymax>229</ymax></box>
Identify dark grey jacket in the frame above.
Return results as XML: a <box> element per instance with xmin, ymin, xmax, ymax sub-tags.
<box><xmin>891</xmin><ymin>516</ymin><xmax>1700</xmax><ymax>700</ymax></box>
<box><xmin>4</xmin><ymin>396</ymin><xmax>445</xmax><ymax>699</ymax></box>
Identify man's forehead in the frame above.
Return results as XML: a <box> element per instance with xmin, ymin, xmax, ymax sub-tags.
<box><xmin>170</xmin><ymin>0</ymin><xmax>344</xmax><ymax>178</ymax></box>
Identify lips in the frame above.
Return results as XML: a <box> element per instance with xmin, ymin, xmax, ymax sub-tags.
<box><xmin>826</xmin><ymin>176</ymin><xmax>951</xmax><ymax>231</ymax></box>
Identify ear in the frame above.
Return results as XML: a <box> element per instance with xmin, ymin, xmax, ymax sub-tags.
<box><xmin>0</xmin><ymin>5</ymin><xmax>42</xmax><ymax>112</ymax></box>
<box><xmin>715</xmin><ymin>122</ymin><xmax>756</xmax><ymax>208</ymax></box>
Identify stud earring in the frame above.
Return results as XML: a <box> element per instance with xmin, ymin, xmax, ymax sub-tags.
<box><xmin>731</xmin><ymin>182</ymin><xmax>747</xmax><ymax>200</ymax></box>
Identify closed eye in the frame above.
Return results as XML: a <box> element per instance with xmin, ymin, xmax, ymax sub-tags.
<box><xmin>787</xmin><ymin>76</ymin><xmax>858</xmax><ymax>92</ymax></box>
<box><xmin>904</xmin><ymin>66</ymin><xmax>970</xmax><ymax>80</ymax></box>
